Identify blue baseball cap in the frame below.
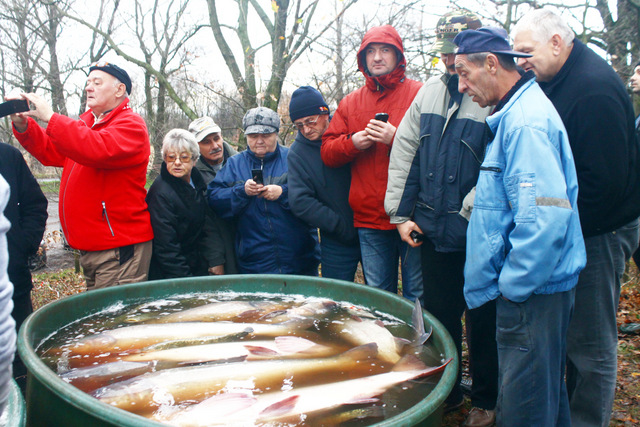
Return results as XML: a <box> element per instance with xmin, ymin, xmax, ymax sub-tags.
<box><xmin>454</xmin><ymin>27</ymin><xmax>531</xmax><ymax>58</ymax></box>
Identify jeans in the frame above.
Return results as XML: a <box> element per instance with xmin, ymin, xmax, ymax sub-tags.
<box><xmin>420</xmin><ymin>238</ymin><xmax>498</xmax><ymax>408</ymax></box>
<box><xmin>496</xmin><ymin>290</ymin><xmax>574</xmax><ymax>427</ymax></box>
<box><xmin>566</xmin><ymin>219</ymin><xmax>639</xmax><ymax>427</ymax></box>
<box><xmin>358</xmin><ymin>228</ymin><xmax>423</xmax><ymax>301</ymax></box>
<box><xmin>319</xmin><ymin>232</ymin><xmax>361</xmax><ymax>282</ymax></box>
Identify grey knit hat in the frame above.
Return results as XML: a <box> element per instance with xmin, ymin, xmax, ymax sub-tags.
<box><xmin>243</xmin><ymin>107</ymin><xmax>280</xmax><ymax>134</ymax></box>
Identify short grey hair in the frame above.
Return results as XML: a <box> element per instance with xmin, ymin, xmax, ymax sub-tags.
<box><xmin>161</xmin><ymin>129</ymin><xmax>200</xmax><ymax>163</ymax></box>
<box><xmin>466</xmin><ymin>52</ymin><xmax>517</xmax><ymax>71</ymax></box>
<box><xmin>512</xmin><ymin>9</ymin><xmax>575</xmax><ymax>45</ymax></box>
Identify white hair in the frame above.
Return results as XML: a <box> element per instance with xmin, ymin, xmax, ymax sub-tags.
<box><xmin>512</xmin><ymin>9</ymin><xmax>575</xmax><ymax>45</ymax></box>
<box><xmin>161</xmin><ymin>129</ymin><xmax>200</xmax><ymax>162</ymax></box>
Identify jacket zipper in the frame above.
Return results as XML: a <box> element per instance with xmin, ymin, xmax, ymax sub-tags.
<box><xmin>480</xmin><ymin>166</ymin><xmax>502</xmax><ymax>173</ymax></box>
<box><xmin>102</xmin><ymin>201</ymin><xmax>115</xmax><ymax>237</ymax></box>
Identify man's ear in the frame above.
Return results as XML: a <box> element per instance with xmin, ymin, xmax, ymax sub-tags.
<box><xmin>115</xmin><ymin>83</ymin><xmax>127</xmax><ymax>98</ymax></box>
<box><xmin>485</xmin><ymin>54</ymin><xmax>498</xmax><ymax>74</ymax></box>
<box><xmin>550</xmin><ymin>34</ymin><xmax>564</xmax><ymax>55</ymax></box>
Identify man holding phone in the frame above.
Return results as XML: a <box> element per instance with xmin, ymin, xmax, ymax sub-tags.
<box><xmin>385</xmin><ymin>12</ymin><xmax>498</xmax><ymax>426</ymax></box>
<box><xmin>321</xmin><ymin>25</ymin><xmax>423</xmax><ymax>300</ymax></box>
<box><xmin>208</xmin><ymin>107</ymin><xmax>319</xmax><ymax>275</ymax></box>
<box><xmin>9</xmin><ymin>62</ymin><xmax>153</xmax><ymax>290</ymax></box>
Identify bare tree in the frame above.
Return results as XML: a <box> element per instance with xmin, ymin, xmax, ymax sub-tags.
<box><xmin>205</xmin><ymin>0</ymin><xmax>359</xmax><ymax>114</ymax></box>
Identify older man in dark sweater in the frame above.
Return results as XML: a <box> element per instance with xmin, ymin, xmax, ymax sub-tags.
<box><xmin>514</xmin><ymin>10</ymin><xmax>640</xmax><ymax>427</ymax></box>
<box><xmin>287</xmin><ymin>86</ymin><xmax>361</xmax><ymax>281</ymax></box>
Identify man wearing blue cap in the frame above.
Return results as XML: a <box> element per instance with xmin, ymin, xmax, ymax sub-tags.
<box><xmin>287</xmin><ymin>86</ymin><xmax>361</xmax><ymax>281</ymax></box>
<box><xmin>9</xmin><ymin>62</ymin><xmax>154</xmax><ymax>290</ymax></box>
<box><xmin>454</xmin><ymin>27</ymin><xmax>586</xmax><ymax>425</ymax></box>
<box><xmin>386</xmin><ymin>11</ymin><xmax>497</xmax><ymax>426</ymax></box>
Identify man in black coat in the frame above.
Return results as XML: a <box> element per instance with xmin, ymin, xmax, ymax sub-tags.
<box><xmin>514</xmin><ymin>10</ymin><xmax>640</xmax><ymax>427</ymax></box>
<box><xmin>0</xmin><ymin>142</ymin><xmax>48</xmax><ymax>390</ymax></box>
<box><xmin>287</xmin><ymin>86</ymin><xmax>361</xmax><ymax>281</ymax></box>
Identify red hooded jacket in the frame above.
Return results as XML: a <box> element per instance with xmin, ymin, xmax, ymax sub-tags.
<box><xmin>14</xmin><ymin>99</ymin><xmax>154</xmax><ymax>251</ymax></box>
<box><xmin>321</xmin><ymin>25</ymin><xmax>422</xmax><ymax>230</ymax></box>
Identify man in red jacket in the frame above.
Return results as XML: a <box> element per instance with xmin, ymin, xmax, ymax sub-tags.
<box><xmin>10</xmin><ymin>62</ymin><xmax>153</xmax><ymax>290</ymax></box>
<box><xmin>321</xmin><ymin>25</ymin><xmax>423</xmax><ymax>300</ymax></box>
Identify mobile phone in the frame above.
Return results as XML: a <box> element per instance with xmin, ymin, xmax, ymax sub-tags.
<box><xmin>374</xmin><ymin>113</ymin><xmax>389</xmax><ymax>122</ymax></box>
<box><xmin>410</xmin><ymin>230</ymin><xmax>425</xmax><ymax>243</ymax></box>
<box><xmin>0</xmin><ymin>99</ymin><xmax>29</xmax><ymax>119</ymax></box>
<box><xmin>251</xmin><ymin>169</ymin><xmax>263</xmax><ymax>184</ymax></box>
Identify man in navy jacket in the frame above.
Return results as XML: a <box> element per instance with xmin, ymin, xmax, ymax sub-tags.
<box><xmin>287</xmin><ymin>86</ymin><xmax>361</xmax><ymax>282</ymax></box>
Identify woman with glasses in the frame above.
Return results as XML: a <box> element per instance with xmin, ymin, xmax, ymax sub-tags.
<box><xmin>146</xmin><ymin>129</ymin><xmax>226</xmax><ymax>279</ymax></box>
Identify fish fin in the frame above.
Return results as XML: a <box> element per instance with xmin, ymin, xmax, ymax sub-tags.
<box><xmin>415</xmin><ymin>357</ymin><xmax>453</xmax><ymax>378</ymax></box>
<box><xmin>259</xmin><ymin>395</ymin><xmax>300</xmax><ymax>418</ymax></box>
<box><xmin>193</xmin><ymin>392</ymin><xmax>257</xmax><ymax>416</ymax></box>
<box><xmin>274</xmin><ymin>336</ymin><xmax>316</xmax><ymax>354</ymax></box>
<box><xmin>391</xmin><ymin>354</ymin><xmax>428</xmax><ymax>372</ymax></box>
<box><xmin>340</xmin><ymin>342</ymin><xmax>378</xmax><ymax>361</ymax></box>
<box><xmin>411</xmin><ymin>298</ymin><xmax>426</xmax><ymax>342</ymax></box>
<box><xmin>244</xmin><ymin>345</ymin><xmax>279</xmax><ymax>357</ymax></box>
<box><xmin>257</xmin><ymin>309</ymin><xmax>288</xmax><ymax>321</ymax></box>
<box><xmin>234</xmin><ymin>309</ymin><xmax>261</xmax><ymax>321</ymax></box>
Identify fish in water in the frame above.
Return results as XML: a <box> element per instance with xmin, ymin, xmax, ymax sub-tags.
<box><xmin>93</xmin><ymin>343</ymin><xmax>379</xmax><ymax>413</ymax></box>
<box><xmin>162</xmin><ymin>355</ymin><xmax>452</xmax><ymax>426</ymax></box>
<box><xmin>259</xmin><ymin>299</ymin><xmax>338</xmax><ymax>323</ymax></box>
<box><xmin>123</xmin><ymin>336</ymin><xmax>340</xmax><ymax>365</ymax></box>
<box><xmin>328</xmin><ymin>316</ymin><xmax>402</xmax><ymax>364</ymax></box>
<box><xmin>60</xmin><ymin>361</ymin><xmax>155</xmax><ymax>393</ymax></box>
<box><xmin>149</xmin><ymin>300</ymin><xmax>291</xmax><ymax>324</ymax></box>
<box><xmin>69</xmin><ymin>320</ymin><xmax>311</xmax><ymax>355</ymax></box>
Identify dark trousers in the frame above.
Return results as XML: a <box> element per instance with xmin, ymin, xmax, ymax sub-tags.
<box><xmin>11</xmin><ymin>292</ymin><xmax>33</xmax><ymax>393</ymax></box>
<box><xmin>420</xmin><ymin>238</ymin><xmax>498</xmax><ymax>409</ymax></box>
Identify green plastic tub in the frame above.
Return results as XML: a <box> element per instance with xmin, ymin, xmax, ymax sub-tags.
<box><xmin>18</xmin><ymin>275</ymin><xmax>457</xmax><ymax>426</ymax></box>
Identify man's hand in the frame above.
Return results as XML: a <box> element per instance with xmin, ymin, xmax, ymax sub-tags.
<box><xmin>208</xmin><ymin>265</ymin><xmax>225</xmax><ymax>275</ymax></box>
<box><xmin>397</xmin><ymin>220</ymin><xmax>424</xmax><ymax>248</ymax></box>
<box><xmin>258</xmin><ymin>185</ymin><xmax>283</xmax><ymax>201</ymax></box>
<box><xmin>245</xmin><ymin>179</ymin><xmax>266</xmax><ymax>197</ymax></box>
<box><xmin>9</xmin><ymin>93</ymin><xmax>55</xmax><ymax>129</ymax></box>
<box><xmin>366</xmin><ymin>119</ymin><xmax>396</xmax><ymax>146</ymax></box>
<box><xmin>351</xmin><ymin>130</ymin><xmax>374</xmax><ymax>151</ymax></box>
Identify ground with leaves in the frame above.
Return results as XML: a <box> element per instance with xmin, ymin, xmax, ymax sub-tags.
<box><xmin>30</xmin><ymin>264</ymin><xmax>639</xmax><ymax>426</ymax></box>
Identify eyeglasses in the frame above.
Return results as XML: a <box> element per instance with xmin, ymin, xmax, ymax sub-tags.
<box><xmin>90</xmin><ymin>61</ymin><xmax>110</xmax><ymax>67</ymax></box>
<box><xmin>294</xmin><ymin>115</ymin><xmax>321</xmax><ymax>130</ymax></box>
<box><xmin>165</xmin><ymin>153</ymin><xmax>192</xmax><ymax>163</ymax></box>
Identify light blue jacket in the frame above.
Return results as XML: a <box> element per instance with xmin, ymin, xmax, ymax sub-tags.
<box><xmin>0</xmin><ymin>175</ymin><xmax>16</xmax><ymax>413</ymax></box>
<box><xmin>464</xmin><ymin>75</ymin><xmax>586</xmax><ymax>309</ymax></box>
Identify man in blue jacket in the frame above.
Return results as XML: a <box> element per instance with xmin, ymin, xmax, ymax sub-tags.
<box><xmin>287</xmin><ymin>86</ymin><xmax>361</xmax><ymax>281</ymax></box>
<box><xmin>385</xmin><ymin>11</ymin><xmax>497</xmax><ymax>426</ymax></box>
<box><xmin>454</xmin><ymin>27</ymin><xmax>586</xmax><ymax>425</ymax></box>
<box><xmin>208</xmin><ymin>107</ymin><xmax>319</xmax><ymax>275</ymax></box>
<box><xmin>513</xmin><ymin>10</ymin><xmax>640</xmax><ymax>426</ymax></box>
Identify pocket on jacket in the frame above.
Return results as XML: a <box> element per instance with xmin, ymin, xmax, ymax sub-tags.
<box><xmin>505</xmin><ymin>173</ymin><xmax>536</xmax><ymax>223</ymax></box>
<box><xmin>474</xmin><ymin>163</ymin><xmax>508</xmax><ymax>210</ymax></box>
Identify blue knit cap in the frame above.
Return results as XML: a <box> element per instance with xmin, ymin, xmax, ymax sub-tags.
<box><xmin>289</xmin><ymin>86</ymin><xmax>330</xmax><ymax>122</ymax></box>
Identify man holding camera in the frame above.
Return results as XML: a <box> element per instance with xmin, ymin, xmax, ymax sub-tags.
<box><xmin>10</xmin><ymin>62</ymin><xmax>153</xmax><ymax>290</ymax></box>
<box><xmin>321</xmin><ymin>25</ymin><xmax>422</xmax><ymax>299</ymax></box>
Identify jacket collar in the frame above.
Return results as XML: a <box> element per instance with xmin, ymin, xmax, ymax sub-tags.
<box><xmin>486</xmin><ymin>71</ymin><xmax>537</xmax><ymax>134</ymax></box>
<box><xmin>538</xmin><ymin>39</ymin><xmax>582</xmax><ymax>96</ymax></box>
<box><xmin>81</xmin><ymin>98</ymin><xmax>130</xmax><ymax>128</ymax></box>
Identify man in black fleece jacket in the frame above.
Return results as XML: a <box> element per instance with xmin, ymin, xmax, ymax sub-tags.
<box><xmin>287</xmin><ymin>86</ymin><xmax>361</xmax><ymax>281</ymax></box>
<box><xmin>514</xmin><ymin>10</ymin><xmax>640</xmax><ymax>427</ymax></box>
